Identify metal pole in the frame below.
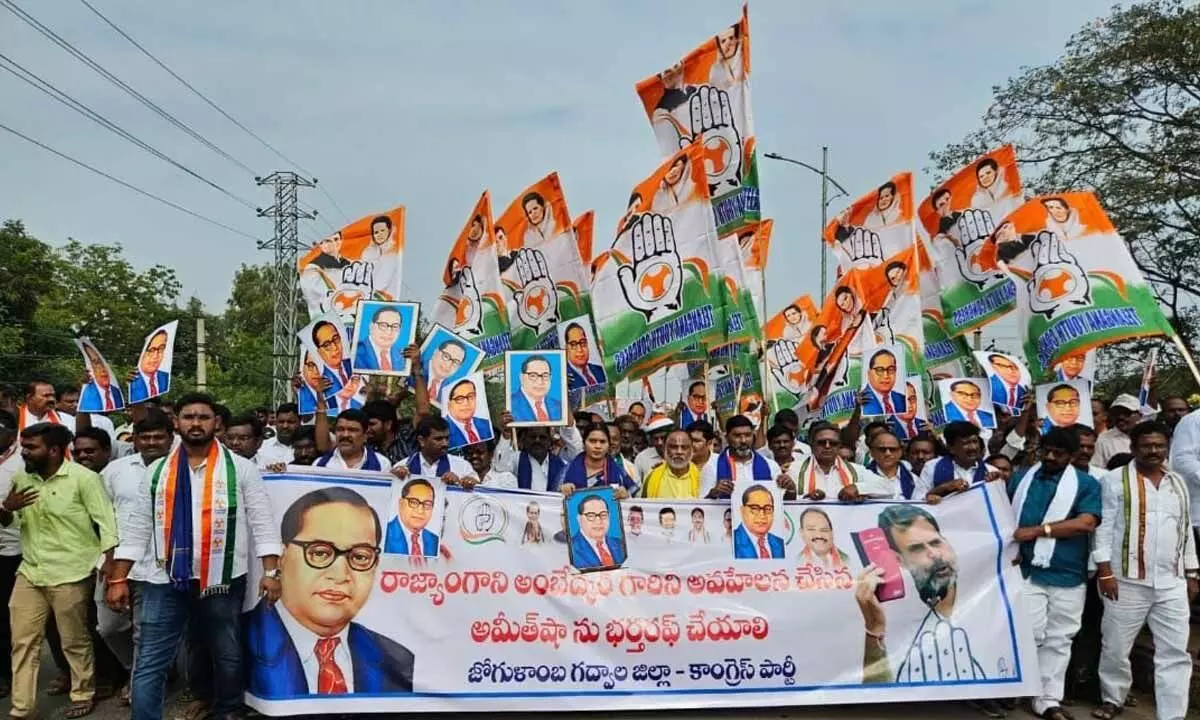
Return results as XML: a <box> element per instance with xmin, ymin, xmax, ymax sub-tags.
<box><xmin>820</xmin><ymin>145</ymin><xmax>829</xmax><ymax>299</ymax></box>
<box><xmin>195</xmin><ymin>317</ymin><xmax>207</xmax><ymax>392</ymax></box>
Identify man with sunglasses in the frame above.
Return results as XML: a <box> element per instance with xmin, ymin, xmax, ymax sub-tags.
<box><xmin>247</xmin><ymin>487</ymin><xmax>414</xmax><ymax>696</ymax></box>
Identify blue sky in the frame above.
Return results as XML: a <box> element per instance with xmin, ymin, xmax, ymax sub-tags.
<box><xmin>1</xmin><ymin>0</ymin><xmax>1112</xmax><ymax>345</ymax></box>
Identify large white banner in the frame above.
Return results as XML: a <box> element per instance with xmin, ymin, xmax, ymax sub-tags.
<box><xmin>246</xmin><ymin>471</ymin><xmax>1037</xmax><ymax>714</ymax></box>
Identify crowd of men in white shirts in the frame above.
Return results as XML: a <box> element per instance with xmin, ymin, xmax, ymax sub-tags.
<box><xmin>0</xmin><ymin>371</ymin><xmax>1197</xmax><ymax>720</ymax></box>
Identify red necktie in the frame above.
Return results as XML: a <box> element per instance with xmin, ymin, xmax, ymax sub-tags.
<box><xmin>314</xmin><ymin>637</ymin><xmax>347</xmax><ymax>694</ymax></box>
<box><xmin>1008</xmin><ymin>386</ymin><xmax>1016</xmax><ymax>407</ymax></box>
<box><xmin>430</xmin><ymin>379</ymin><xmax>441</xmax><ymax>399</ymax></box>
<box><xmin>410</xmin><ymin>531</ymin><xmax>422</xmax><ymax>557</ymax></box>
<box><xmin>380</xmin><ymin>352</ymin><xmax>391</xmax><ymax>372</ymax></box>
<box><xmin>968</xmin><ymin>410</ymin><xmax>979</xmax><ymax>425</ymax></box>
<box><xmin>758</xmin><ymin>536</ymin><xmax>770</xmax><ymax>559</ymax></box>
<box><xmin>465</xmin><ymin>422</ymin><xmax>479</xmax><ymax>444</ymax></box>
<box><xmin>596</xmin><ymin>541</ymin><xmax>614</xmax><ymax>566</ymax></box>
<box><xmin>906</xmin><ymin>419</ymin><xmax>916</xmax><ymax>437</ymax></box>
<box><xmin>582</xmin><ymin>366</ymin><xmax>595</xmax><ymax>385</ymax></box>
<box><xmin>103</xmin><ymin>389</ymin><xmax>113</xmax><ymax>411</ymax></box>
<box><xmin>883</xmin><ymin>395</ymin><xmax>894</xmax><ymax>414</ymax></box>
<box><xmin>148</xmin><ymin>374</ymin><xmax>157</xmax><ymax>396</ymax></box>
<box><xmin>536</xmin><ymin>402</ymin><xmax>548</xmax><ymax>422</ymax></box>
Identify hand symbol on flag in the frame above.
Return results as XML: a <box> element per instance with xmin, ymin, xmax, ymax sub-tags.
<box><xmin>842</xmin><ymin>227</ymin><xmax>884</xmax><ymax>269</ymax></box>
<box><xmin>768</xmin><ymin>340</ymin><xmax>805</xmax><ymax>396</ymax></box>
<box><xmin>872</xmin><ymin>308</ymin><xmax>896</xmax><ymax>346</ymax></box>
<box><xmin>617</xmin><ymin>213</ymin><xmax>683</xmax><ymax>325</ymax></box>
<box><xmin>680</xmin><ymin>85</ymin><xmax>743</xmax><ymax>195</ymax></box>
<box><xmin>1028</xmin><ymin>230</ymin><xmax>1090</xmax><ymax>319</ymax></box>
<box><xmin>948</xmin><ymin>208</ymin><xmax>1006</xmax><ymax>289</ymax></box>
<box><xmin>328</xmin><ymin>261</ymin><xmax>376</xmax><ymax>323</ymax></box>
<box><xmin>454</xmin><ymin>267</ymin><xmax>484</xmax><ymax>338</ymax></box>
<box><xmin>512</xmin><ymin>248</ymin><xmax>559</xmax><ymax>336</ymax></box>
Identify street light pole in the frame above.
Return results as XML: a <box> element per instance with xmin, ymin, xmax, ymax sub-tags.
<box><xmin>764</xmin><ymin>149</ymin><xmax>850</xmax><ymax>299</ymax></box>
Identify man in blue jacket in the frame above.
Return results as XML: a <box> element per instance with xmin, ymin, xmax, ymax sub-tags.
<box><xmin>733</xmin><ymin>484</ymin><xmax>785</xmax><ymax>559</ymax></box>
<box><xmin>569</xmin><ymin>493</ymin><xmax>626</xmax><ymax>570</ymax></box>
<box><xmin>129</xmin><ymin>329</ymin><xmax>171</xmax><ymax>403</ymax></box>
<box><xmin>383</xmin><ymin>478</ymin><xmax>440</xmax><ymax>556</ymax></box>
<box><xmin>354</xmin><ymin>306</ymin><xmax>407</xmax><ymax>373</ymax></box>
<box><xmin>510</xmin><ymin>354</ymin><xmax>561</xmax><ymax>423</ymax></box>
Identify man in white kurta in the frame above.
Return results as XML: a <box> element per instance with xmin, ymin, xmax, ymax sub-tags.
<box><xmin>1093</xmin><ymin>422</ymin><xmax>1198</xmax><ymax>720</ymax></box>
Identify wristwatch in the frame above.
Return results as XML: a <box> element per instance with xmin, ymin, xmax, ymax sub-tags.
<box><xmin>263</xmin><ymin>568</ymin><xmax>281</xmax><ymax>580</ymax></box>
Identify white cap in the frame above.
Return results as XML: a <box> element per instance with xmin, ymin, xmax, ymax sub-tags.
<box><xmin>1109</xmin><ymin>394</ymin><xmax>1141</xmax><ymax>413</ymax></box>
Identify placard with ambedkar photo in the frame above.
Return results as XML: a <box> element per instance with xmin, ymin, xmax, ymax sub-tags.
<box><xmin>731</xmin><ymin>480</ymin><xmax>786</xmax><ymax>560</ymax></box>
<box><xmin>564</xmin><ymin>486</ymin><xmax>627</xmax><ymax>573</ymax></box>
<box><xmin>973</xmin><ymin>350</ymin><xmax>1031</xmax><ymax>413</ymax></box>
<box><xmin>861</xmin><ymin>344</ymin><xmax>908</xmax><ymax>417</ymax></box>
<box><xmin>299</xmin><ymin>312</ymin><xmax>366</xmax><ymax>412</ymax></box>
<box><xmin>937</xmin><ymin>377</ymin><xmax>996</xmax><ymax>429</ymax></box>
<box><xmin>128</xmin><ymin>320</ymin><xmax>178</xmax><ymax>404</ymax></box>
<box><xmin>294</xmin><ymin>347</ymin><xmax>338</xmax><ymax>417</ymax></box>
<box><xmin>350</xmin><ymin>300</ymin><xmax>419</xmax><ymax>377</ymax></box>
<box><xmin>504</xmin><ymin>350</ymin><xmax>567</xmax><ymax>427</ymax></box>
<box><xmin>382</xmin><ymin>475</ymin><xmax>447</xmax><ymax>559</ymax></box>
<box><xmin>1036</xmin><ymin>379</ymin><xmax>1093</xmax><ymax>434</ymax></box>
<box><xmin>420</xmin><ymin>325</ymin><xmax>484</xmax><ymax>407</ymax></box>
<box><xmin>75</xmin><ymin>337</ymin><xmax>125</xmax><ymax>412</ymax></box>
<box><xmin>1053</xmin><ymin>349</ymin><xmax>1095</xmax><ymax>384</ymax></box>
<box><xmin>440</xmin><ymin>372</ymin><xmax>494</xmax><ymax>450</ymax></box>
<box><xmin>558</xmin><ymin>315</ymin><xmax>607</xmax><ymax>390</ymax></box>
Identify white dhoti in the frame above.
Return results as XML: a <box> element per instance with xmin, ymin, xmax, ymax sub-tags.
<box><xmin>1098</xmin><ymin>581</ymin><xmax>1192</xmax><ymax>720</ymax></box>
<box><xmin>1023</xmin><ymin>581</ymin><xmax>1086</xmax><ymax>715</ymax></box>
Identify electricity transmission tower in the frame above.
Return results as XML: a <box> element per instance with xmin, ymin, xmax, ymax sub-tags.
<box><xmin>256</xmin><ymin>172</ymin><xmax>317</xmax><ymax>407</ymax></box>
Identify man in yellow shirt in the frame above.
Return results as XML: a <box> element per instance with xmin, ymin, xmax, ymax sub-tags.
<box><xmin>642</xmin><ymin>430</ymin><xmax>700</xmax><ymax>498</ymax></box>
<box><xmin>0</xmin><ymin>422</ymin><xmax>118</xmax><ymax>719</ymax></box>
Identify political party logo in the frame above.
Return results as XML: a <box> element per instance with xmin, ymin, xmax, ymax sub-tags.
<box><xmin>617</xmin><ymin>213</ymin><xmax>683</xmax><ymax>324</ymax></box>
<box><xmin>458</xmin><ymin>495</ymin><xmax>509</xmax><ymax>545</ymax></box>
<box><xmin>453</xmin><ymin>267</ymin><xmax>484</xmax><ymax>338</ymax></box>
<box><xmin>510</xmin><ymin>247</ymin><xmax>558</xmax><ymax>336</ymax></box>
<box><xmin>782</xmin><ymin>511</ymin><xmax>795</xmax><ymax>546</ymax></box>
<box><xmin>1026</xmin><ymin>231</ymin><xmax>1090</xmax><ymax>319</ymax></box>
<box><xmin>680</xmin><ymin>86</ymin><xmax>743</xmax><ymax>194</ymax></box>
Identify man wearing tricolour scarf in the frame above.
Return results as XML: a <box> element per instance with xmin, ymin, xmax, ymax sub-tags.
<box><xmin>1093</xmin><ymin>421</ymin><xmax>1198</xmax><ymax>720</ymax></box>
<box><xmin>915</xmin><ymin>421</ymin><xmax>1001</xmax><ymax>504</ymax></box>
<box><xmin>390</xmin><ymin>415</ymin><xmax>478</xmax><ymax>490</ymax></box>
<box><xmin>1007</xmin><ymin>427</ymin><xmax>1101</xmax><ymax>720</ymax></box>
<box><xmin>105</xmin><ymin>393</ymin><xmax>283</xmax><ymax>720</ymax></box>
<box><xmin>699</xmin><ymin>415</ymin><xmax>794</xmax><ymax>500</ymax></box>
<box><xmin>792</xmin><ymin>423</ymin><xmax>892</xmax><ymax>501</ymax></box>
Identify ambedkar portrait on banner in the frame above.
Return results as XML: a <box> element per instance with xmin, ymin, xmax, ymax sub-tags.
<box><xmin>1037</xmin><ymin>380</ymin><xmax>1093</xmax><ymax>434</ymax></box>
<box><xmin>350</xmin><ymin>301</ymin><xmax>418</xmax><ymax>377</ymax></box>
<box><xmin>565</xmin><ymin>487</ymin><xmax>627</xmax><ymax>573</ymax></box>
<box><xmin>75</xmin><ymin>337</ymin><xmax>125</xmax><ymax>413</ymax></box>
<box><xmin>129</xmin><ymin>320</ymin><xmax>178</xmax><ymax>404</ymax></box>
<box><xmin>505</xmin><ymin>350</ymin><xmax>567</xmax><ymax>427</ymax></box>
<box><xmin>301</xmin><ymin>313</ymin><xmax>365</xmax><ymax>412</ymax></box>
<box><xmin>245</xmin><ymin>487</ymin><xmax>414</xmax><ymax>697</ymax></box>
<box><xmin>420</xmin><ymin>326</ymin><xmax>483</xmax><ymax>407</ymax></box>
<box><xmin>732</xmin><ymin>481</ymin><xmax>785</xmax><ymax>560</ymax></box>
<box><xmin>383</xmin><ymin>477</ymin><xmax>446</xmax><ymax>558</ymax></box>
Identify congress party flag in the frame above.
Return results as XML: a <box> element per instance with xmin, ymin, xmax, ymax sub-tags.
<box><xmin>823</xmin><ymin>172</ymin><xmax>916</xmax><ymax>276</ymax></box>
<box><xmin>635</xmin><ymin>5</ymin><xmax>759</xmax><ymax>236</ymax></box>
<box><xmin>798</xmin><ymin>273</ymin><xmax>874</xmax><ymax>421</ymax></box>
<box><xmin>738</xmin><ymin>219</ymin><xmax>771</xmax><ymax>323</ymax></box>
<box><xmin>713</xmin><ymin>228</ymin><xmax>759</xmax><ymax>348</ymax></box>
<box><xmin>918</xmin><ymin>146</ymin><xmax>1023</xmax><ymax>337</ymax></box>
<box><xmin>997</xmin><ymin>191</ymin><xmax>1175</xmax><ymax>377</ymax></box>
<box><xmin>918</xmin><ymin>236</ymin><xmax>973</xmax><ymax>369</ymax></box>
<box><xmin>574</xmin><ymin>211</ymin><xmax>595</xmax><ymax>280</ymax></box>
<box><xmin>592</xmin><ymin>143</ymin><xmax>725</xmax><ymax>382</ymax></box>
<box><xmin>494</xmin><ymin>173</ymin><xmax>590</xmax><ymax>351</ymax></box>
<box><xmin>434</xmin><ymin>192</ymin><xmax>512</xmax><ymax>367</ymax></box>
<box><xmin>298</xmin><ymin>207</ymin><xmax>404</xmax><ymax>326</ymax></box>
<box><xmin>852</xmin><ymin>244</ymin><xmax>926</xmax><ymax>377</ymax></box>
<box><xmin>763</xmin><ymin>294</ymin><xmax>818</xmax><ymax>413</ymax></box>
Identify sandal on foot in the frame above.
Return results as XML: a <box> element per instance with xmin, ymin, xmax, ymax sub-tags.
<box><xmin>1092</xmin><ymin>702</ymin><xmax>1123</xmax><ymax>720</ymax></box>
<box><xmin>62</xmin><ymin>701</ymin><xmax>93</xmax><ymax>719</ymax></box>
<box><xmin>1042</xmin><ymin>708</ymin><xmax>1074</xmax><ymax>720</ymax></box>
<box><xmin>174</xmin><ymin>700</ymin><xmax>210</xmax><ymax>720</ymax></box>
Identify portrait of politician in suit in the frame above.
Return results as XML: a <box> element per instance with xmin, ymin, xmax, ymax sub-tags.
<box><xmin>443</xmin><ymin>375</ymin><xmax>494</xmax><ymax>449</ymax></box>
<box><xmin>567</xmin><ymin>490</ymin><xmax>627</xmax><ymax>572</ymax></box>
<box><xmin>978</xmin><ymin>351</ymin><xmax>1029</xmax><ymax>411</ymax></box>
<box><xmin>78</xmin><ymin>340</ymin><xmax>125</xmax><ymax>412</ymax></box>
<box><xmin>941</xmin><ymin>379</ymin><xmax>996</xmax><ymax>429</ymax></box>
<box><xmin>861</xmin><ymin>347</ymin><xmax>907</xmax><ymax>416</ymax></box>
<box><xmin>560</xmin><ymin>320</ymin><xmax>607</xmax><ymax>390</ymax></box>
<box><xmin>246</xmin><ymin>487</ymin><xmax>414</xmax><ymax>697</ymax></box>
<box><xmin>352</xmin><ymin>302</ymin><xmax>416</xmax><ymax>376</ymax></box>
<box><xmin>129</xmin><ymin>328</ymin><xmax>172</xmax><ymax>403</ymax></box>
<box><xmin>733</xmin><ymin>484</ymin><xmax>785</xmax><ymax>560</ymax></box>
<box><xmin>383</xmin><ymin>478</ymin><xmax>441</xmax><ymax>557</ymax></box>
<box><xmin>506</xmin><ymin>351</ymin><xmax>566</xmax><ymax>427</ymax></box>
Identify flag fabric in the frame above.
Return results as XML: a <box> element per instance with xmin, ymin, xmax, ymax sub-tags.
<box><xmin>713</xmin><ymin>226</ymin><xmax>759</xmax><ymax>348</ymax></box>
<box><xmin>574</xmin><ymin>211</ymin><xmax>595</xmax><ymax>281</ymax></box>
<box><xmin>998</xmin><ymin>191</ymin><xmax>1174</xmax><ymax>377</ymax></box>
<box><xmin>853</xmin><ymin>244</ymin><xmax>926</xmax><ymax>377</ymax></box>
<box><xmin>824</xmin><ymin>172</ymin><xmax>917</xmax><ymax>278</ymax></box>
<box><xmin>738</xmin><ymin>219</ymin><xmax>771</xmax><ymax>325</ymax></box>
<box><xmin>495</xmin><ymin>174</ymin><xmax>590</xmax><ymax>351</ymax></box>
<box><xmin>298</xmin><ymin>207</ymin><xmax>405</xmax><ymax>326</ymax></box>
<box><xmin>797</xmin><ymin>273</ymin><xmax>873</xmax><ymax>422</ymax></box>
<box><xmin>917</xmin><ymin>145</ymin><xmax>1023</xmax><ymax>337</ymax></box>
<box><xmin>592</xmin><ymin>144</ymin><xmax>725</xmax><ymax>383</ymax></box>
<box><xmin>635</xmin><ymin>5</ymin><xmax>759</xmax><ymax>236</ymax></box>
<box><xmin>434</xmin><ymin>192</ymin><xmax>512</xmax><ymax>367</ymax></box>
<box><xmin>763</xmin><ymin>294</ymin><xmax>818</xmax><ymax>413</ymax></box>
<box><xmin>918</xmin><ymin>236</ymin><xmax>973</xmax><ymax>369</ymax></box>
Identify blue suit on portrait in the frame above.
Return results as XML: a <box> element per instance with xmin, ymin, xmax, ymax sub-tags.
<box><xmin>447</xmin><ymin>417</ymin><xmax>493</xmax><ymax>448</ymax></box>
<box><xmin>945</xmin><ymin>402</ymin><xmax>996</xmax><ymax>427</ymax></box>
<box><xmin>129</xmin><ymin>371</ymin><xmax>170</xmax><ymax>403</ymax></box>
<box><xmin>244</xmin><ymin>599</ymin><xmax>414</xmax><ymax>697</ymax></box>
<box><xmin>862</xmin><ymin>387</ymin><xmax>907</xmax><ymax>416</ymax></box>
<box><xmin>888</xmin><ymin>415</ymin><xmax>929</xmax><ymax>440</ymax></box>
<box><xmin>989</xmin><ymin>375</ymin><xmax>1028</xmax><ymax>410</ymax></box>
<box><xmin>322</xmin><ymin>359</ymin><xmax>363</xmax><ymax>410</ymax></box>
<box><xmin>569</xmin><ymin>532</ymin><xmax>626</xmax><ymax>570</ymax></box>
<box><xmin>383</xmin><ymin>517</ymin><xmax>440</xmax><ymax>556</ymax></box>
<box><xmin>355</xmin><ymin>341</ymin><xmax>405</xmax><ymax>373</ymax></box>
<box><xmin>733</xmin><ymin>524</ymin><xmax>785</xmax><ymax>559</ymax></box>
<box><xmin>566</xmin><ymin>362</ymin><xmax>607</xmax><ymax>390</ymax></box>
<box><xmin>80</xmin><ymin>382</ymin><xmax>125</xmax><ymax>412</ymax></box>
<box><xmin>509</xmin><ymin>392</ymin><xmax>562</xmax><ymax>423</ymax></box>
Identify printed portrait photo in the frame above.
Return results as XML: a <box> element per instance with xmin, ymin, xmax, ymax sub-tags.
<box><xmin>382</xmin><ymin>476</ymin><xmax>447</xmax><ymax>558</ymax></box>
<box><xmin>75</xmin><ymin>337</ymin><xmax>125</xmax><ymax>413</ymax></box>
<box><xmin>557</xmin><ymin>315</ymin><xmax>607</xmax><ymax>391</ymax></box>
<box><xmin>564</xmin><ymin>486</ymin><xmax>627</xmax><ymax>573</ymax></box>
<box><xmin>938</xmin><ymin>378</ymin><xmax>996</xmax><ymax>430</ymax></box>
<box><xmin>861</xmin><ymin>344</ymin><xmax>908</xmax><ymax>417</ymax></box>
<box><xmin>731</xmin><ymin>480</ymin><xmax>785</xmax><ymax>560</ymax></box>
<box><xmin>420</xmin><ymin>325</ymin><xmax>484</xmax><ymax>407</ymax></box>
<box><xmin>439</xmin><ymin>372</ymin><xmax>494</xmax><ymax>450</ymax></box>
<box><xmin>128</xmin><ymin>320</ymin><xmax>178</xmax><ymax>404</ymax></box>
<box><xmin>1036</xmin><ymin>379</ymin><xmax>1093</xmax><ymax>434</ymax></box>
<box><xmin>300</xmin><ymin>312</ymin><xmax>366</xmax><ymax>412</ymax></box>
<box><xmin>505</xmin><ymin>350</ymin><xmax>567</xmax><ymax>427</ymax></box>
<box><xmin>890</xmin><ymin>375</ymin><xmax>930</xmax><ymax>440</ymax></box>
<box><xmin>295</xmin><ymin>347</ymin><xmax>338</xmax><ymax>417</ymax></box>
<box><xmin>350</xmin><ymin>300</ymin><xmax>419</xmax><ymax>377</ymax></box>
<box><xmin>1053</xmin><ymin>350</ymin><xmax>1095</xmax><ymax>384</ymax></box>
<box><xmin>973</xmin><ymin>350</ymin><xmax>1031</xmax><ymax>413</ymax></box>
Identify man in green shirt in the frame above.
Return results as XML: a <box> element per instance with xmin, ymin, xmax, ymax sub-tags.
<box><xmin>0</xmin><ymin>421</ymin><xmax>119</xmax><ymax>719</ymax></box>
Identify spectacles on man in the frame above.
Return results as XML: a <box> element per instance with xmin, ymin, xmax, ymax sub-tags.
<box><xmin>523</xmin><ymin>372</ymin><xmax>551</xmax><ymax>382</ymax></box>
<box><xmin>373</xmin><ymin>321</ymin><xmax>402</xmax><ymax>332</ymax></box>
<box><xmin>316</xmin><ymin>337</ymin><xmax>341</xmax><ymax>351</ymax></box>
<box><xmin>289</xmin><ymin>539</ymin><xmax>380</xmax><ymax>572</ymax></box>
<box><xmin>870</xmin><ymin>365</ymin><xmax>897</xmax><ymax>376</ymax></box>
<box><xmin>1049</xmin><ymin>398</ymin><xmax>1080</xmax><ymax>409</ymax></box>
<box><xmin>744</xmin><ymin>504</ymin><xmax>774</xmax><ymax>516</ymax></box>
<box><xmin>144</xmin><ymin>345</ymin><xmax>167</xmax><ymax>357</ymax></box>
<box><xmin>565</xmin><ymin>340</ymin><xmax>589</xmax><ymax>350</ymax></box>
<box><xmin>437</xmin><ymin>349</ymin><xmax>464</xmax><ymax>367</ymax></box>
<box><xmin>450</xmin><ymin>393</ymin><xmax>476</xmax><ymax>406</ymax></box>
<box><xmin>403</xmin><ymin>497</ymin><xmax>435</xmax><ymax>512</ymax></box>
<box><xmin>580</xmin><ymin>511</ymin><xmax>609</xmax><ymax>522</ymax></box>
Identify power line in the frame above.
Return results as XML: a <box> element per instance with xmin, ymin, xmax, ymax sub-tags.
<box><xmin>0</xmin><ymin>121</ymin><xmax>261</xmax><ymax>243</ymax></box>
<box><xmin>316</xmin><ymin>183</ymin><xmax>351</xmax><ymax>223</ymax></box>
<box><xmin>1</xmin><ymin>0</ymin><xmax>257</xmax><ymax>176</ymax></box>
<box><xmin>0</xmin><ymin>52</ymin><xmax>255</xmax><ymax>211</ymax></box>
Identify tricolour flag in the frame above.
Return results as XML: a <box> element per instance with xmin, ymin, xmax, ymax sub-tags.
<box><xmin>298</xmin><ymin>207</ymin><xmax>404</xmax><ymax>326</ymax></box>
<box><xmin>763</xmin><ymin>294</ymin><xmax>818</xmax><ymax>413</ymax></box>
